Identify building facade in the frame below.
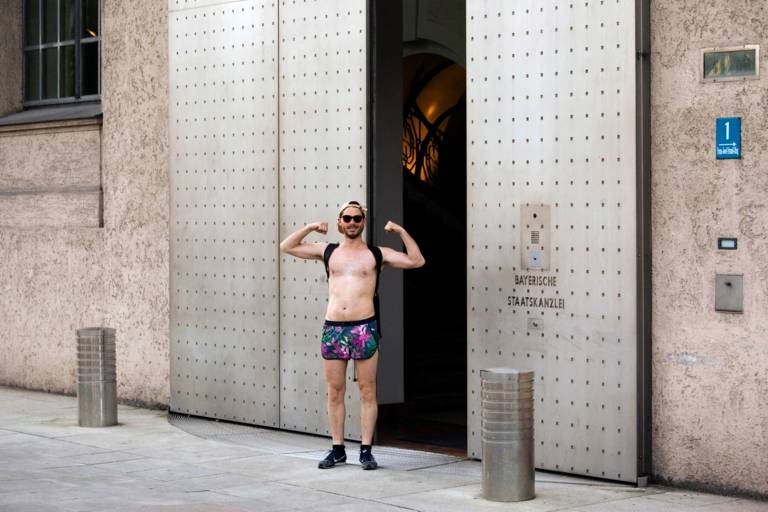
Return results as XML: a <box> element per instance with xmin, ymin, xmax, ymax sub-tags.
<box><xmin>0</xmin><ymin>0</ymin><xmax>766</xmax><ymax>498</ymax></box>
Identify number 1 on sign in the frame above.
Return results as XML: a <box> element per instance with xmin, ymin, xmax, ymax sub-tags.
<box><xmin>725</xmin><ymin>121</ymin><xmax>730</xmax><ymax>140</ymax></box>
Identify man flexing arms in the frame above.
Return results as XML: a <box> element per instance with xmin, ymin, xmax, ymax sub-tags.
<box><xmin>279</xmin><ymin>201</ymin><xmax>425</xmax><ymax>470</ymax></box>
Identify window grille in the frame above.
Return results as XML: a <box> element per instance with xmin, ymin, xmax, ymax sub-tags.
<box><xmin>23</xmin><ymin>0</ymin><xmax>100</xmax><ymax>106</ymax></box>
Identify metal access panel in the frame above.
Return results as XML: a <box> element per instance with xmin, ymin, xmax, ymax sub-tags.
<box><xmin>467</xmin><ymin>1</ymin><xmax>639</xmax><ymax>482</ymax></box>
<box><xmin>522</xmin><ymin>204</ymin><xmax>551</xmax><ymax>271</ymax></box>
<box><xmin>715</xmin><ymin>273</ymin><xmax>744</xmax><ymax>312</ymax></box>
<box><xmin>278</xmin><ymin>1</ymin><xmax>368</xmax><ymax>439</ymax></box>
<box><xmin>168</xmin><ymin>0</ymin><xmax>280</xmax><ymax>426</ymax></box>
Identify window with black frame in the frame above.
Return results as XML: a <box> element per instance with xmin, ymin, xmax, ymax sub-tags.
<box><xmin>23</xmin><ymin>0</ymin><xmax>100</xmax><ymax>106</ymax></box>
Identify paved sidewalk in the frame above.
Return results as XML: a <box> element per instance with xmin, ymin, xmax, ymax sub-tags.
<box><xmin>0</xmin><ymin>387</ymin><xmax>765</xmax><ymax>512</ymax></box>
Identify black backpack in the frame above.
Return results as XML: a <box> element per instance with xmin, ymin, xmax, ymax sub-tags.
<box><xmin>323</xmin><ymin>242</ymin><xmax>383</xmax><ymax>337</ymax></box>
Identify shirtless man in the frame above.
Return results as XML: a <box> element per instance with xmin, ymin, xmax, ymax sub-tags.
<box><xmin>279</xmin><ymin>200</ymin><xmax>425</xmax><ymax>470</ymax></box>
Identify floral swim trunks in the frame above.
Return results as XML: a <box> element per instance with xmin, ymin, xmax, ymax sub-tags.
<box><xmin>321</xmin><ymin>316</ymin><xmax>380</xmax><ymax>360</ymax></box>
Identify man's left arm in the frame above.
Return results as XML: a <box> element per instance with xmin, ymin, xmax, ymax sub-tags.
<box><xmin>380</xmin><ymin>221</ymin><xmax>426</xmax><ymax>269</ymax></box>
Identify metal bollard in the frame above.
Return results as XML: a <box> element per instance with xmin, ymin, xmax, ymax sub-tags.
<box><xmin>480</xmin><ymin>368</ymin><xmax>535</xmax><ymax>502</ymax></box>
<box><xmin>76</xmin><ymin>327</ymin><xmax>117</xmax><ymax>427</ymax></box>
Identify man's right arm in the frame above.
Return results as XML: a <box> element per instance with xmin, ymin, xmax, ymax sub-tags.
<box><xmin>279</xmin><ymin>222</ymin><xmax>328</xmax><ymax>260</ymax></box>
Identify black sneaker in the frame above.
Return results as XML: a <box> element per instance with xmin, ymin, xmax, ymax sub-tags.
<box><xmin>359</xmin><ymin>450</ymin><xmax>378</xmax><ymax>470</ymax></box>
<box><xmin>318</xmin><ymin>449</ymin><xmax>347</xmax><ymax>469</ymax></box>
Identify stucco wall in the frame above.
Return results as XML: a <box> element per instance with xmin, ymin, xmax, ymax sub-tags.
<box><xmin>0</xmin><ymin>121</ymin><xmax>102</xmax><ymax>227</ymax></box>
<box><xmin>0</xmin><ymin>0</ymin><xmax>21</xmax><ymax>116</ymax></box>
<box><xmin>651</xmin><ymin>0</ymin><xmax>768</xmax><ymax>497</ymax></box>
<box><xmin>0</xmin><ymin>1</ymin><xmax>169</xmax><ymax>406</ymax></box>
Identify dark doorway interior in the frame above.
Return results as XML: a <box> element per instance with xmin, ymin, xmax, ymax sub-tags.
<box><xmin>404</xmin><ymin>55</ymin><xmax>466</xmax><ymax>454</ymax></box>
<box><xmin>371</xmin><ymin>0</ymin><xmax>466</xmax><ymax>456</ymax></box>
<box><xmin>379</xmin><ymin>53</ymin><xmax>467</xmax><ymax>455</ymax></box>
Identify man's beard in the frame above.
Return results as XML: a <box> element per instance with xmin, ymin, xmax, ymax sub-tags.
<box><xmin>344</xmin><ymin>227</ymin><xmax>362</xmax><ymax>239</ymax></box>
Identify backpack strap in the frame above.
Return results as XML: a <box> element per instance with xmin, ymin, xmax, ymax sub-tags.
<box><xmin>367</xmin><ymin>244</ymin><xmax>384</xmax><ymax>337</ymax></box>
<box><xmin>368</xmin><ymin>244</ymin><xmax>383</xmax><ymax>278</ymax></box>
<box><xmin>323</xmin><ymin>243</ymin><xmax>339</xmax><ymax>278</ymax></box>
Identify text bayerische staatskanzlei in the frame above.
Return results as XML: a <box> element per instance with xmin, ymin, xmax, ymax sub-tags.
<box><xmin>507</xmin><ymin>274</ymin><xmax>565</xmax><ymax>309</ymax></box>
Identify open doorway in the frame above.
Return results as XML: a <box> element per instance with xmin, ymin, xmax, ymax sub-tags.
<box><xmin>401</xmin><ymin>53</ymin><xmax>467</xmax><ymax>454</ymax></box>
<box><xmin>371</xmin><ymin>0</ymin><xmax>467</xmax><ymax>456</ymax></box>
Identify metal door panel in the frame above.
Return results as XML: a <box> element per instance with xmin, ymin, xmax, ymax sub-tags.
<box><xmin>467</xmin><ymin>0</ymin><xmax>638</xmax><ymax>481</ymax></box>
<box><xmin>169</xmin><ymin>0</ymin><xmax>280</xmax><ymax>426</ymax></box>
<box><xmin>279</xmin><ymin>0</ymin><xmax>368</xmax><ymax>439</ymax></box>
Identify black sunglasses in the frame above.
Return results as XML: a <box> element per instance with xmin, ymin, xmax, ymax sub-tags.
<box><xmin>341</xmin><ymin>215</ymin><xmax>364</xmax><ymax>223</ymax></box>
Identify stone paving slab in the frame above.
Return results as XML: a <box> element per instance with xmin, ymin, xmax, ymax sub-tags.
<box><xmin>279</xmin><ymin>463</ymin><xmax>480</xmax><ymax>500</ymax></box>
<box><xmin>0</xmin><ymin>386</ymin><xmax>766</xmax><ymax>512</ymax></box>
<box><xmin>213</xmin><ymin>481</ymin><xmax>363</xmax><ymax>509</ymax></box>
<box><xmin>308</xmin><ymin>502</ymin><xmax>416</xmax><ymax>512</ymax></box>
<box><xmin>285</xmin><ymin>446</ymin><xmax>460</xmax><ymax>471</ymax></box>
<box><xmin>643</xmin><ymin>490</ymin><xmax>749</xmax><ymax>507</ymax></box>
<box><xmin>204</xmin><ymin>453</ymin><xmax>336</xmax><ymax>482</ymax></box>
<box><xmin>380</xmin><ymin>481</ymin><xmax>661</xmax><ymax>512</ymax></box>
<box><xmin>570</xmin><ymin>494</ymin><xmax>761</xmax><ymax>512</ymax></box>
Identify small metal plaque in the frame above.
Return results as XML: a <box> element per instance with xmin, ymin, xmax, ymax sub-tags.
<box><xmin>702</xmin><ymin>45</ymin><xmax>759</xmax><ymax>82</ymax></box>
<box><xmin>527</xmin><ymin>317</ymin><xmax>543</xmax><ymax>330</ymax></box>
<box><xmin>715</xmin><ymin>274</ymin><xmax>743</xmax><ymax>313</ymax></box>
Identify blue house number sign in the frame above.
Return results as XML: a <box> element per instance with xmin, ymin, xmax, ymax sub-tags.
<box><xmin>716</xmin><ymin>117</ymin><xmax>741</xmax><ymax>159</ymax></box>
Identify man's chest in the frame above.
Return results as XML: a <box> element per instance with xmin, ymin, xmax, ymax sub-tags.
<box><xmin>328</xmin><ymin>248</ymin><xmax>376</xmax><ymax>279</ymax></box>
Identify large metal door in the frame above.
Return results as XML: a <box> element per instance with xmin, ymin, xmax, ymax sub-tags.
<box><xmin>169</xmin><ymin>0</ymin><xmax>367</xmax><ymax>440</ymax></box>
<box><xmin>278</xmin><ymin>0</ymin><xmax>368</xmax><ymax>440</ymax></box>
<box><xmin>169</xmin><ymin>0</ymin><xmax>280</xmax><ymax>425</ymax></box>
<box><xmin>466</xmin><ymin>1</ymin><xmax>640</xmax><ymax>481</ymax></box>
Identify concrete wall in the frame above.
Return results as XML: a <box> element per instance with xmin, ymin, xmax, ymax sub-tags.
<box><xmin>0</xmin><ymin>0</ymin><xmax>22</xmax><ymax>116</ymax></box>
<box><xmin>0</xmin><ymin>0</ymin><xmax>169</xmax><ymax>407</ymax></box>
<box><xmin>651</xmin><ymin>0</ymin><xmax>768</xmax><ymax>498</ymax></box>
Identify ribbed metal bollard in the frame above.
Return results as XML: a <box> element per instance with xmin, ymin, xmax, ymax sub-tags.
<box><xmin>481</xmin><ymin>368</ymin><xmax>535</xmax><ymax>502</ymax></box>
<box><xmin>76</xmin><ymin>327</ymin><xmax>117</xmax><ymax>427</ymax></box>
